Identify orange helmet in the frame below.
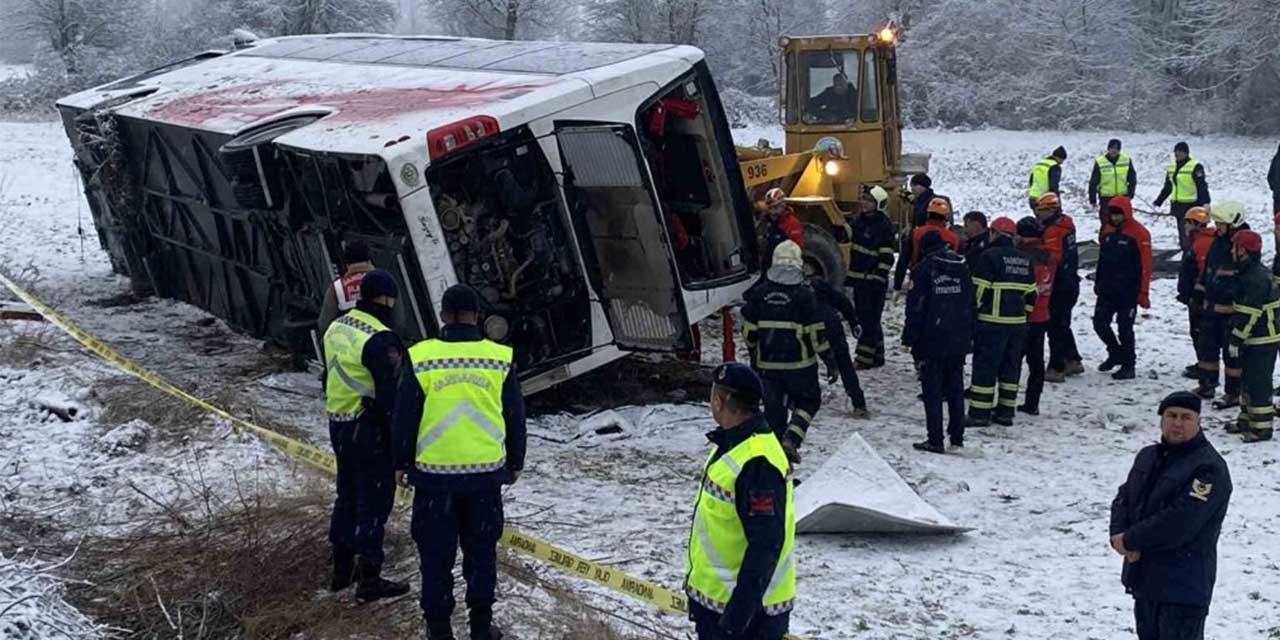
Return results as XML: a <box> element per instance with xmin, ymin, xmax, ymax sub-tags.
<box><xmin>1185</xmin><ymin>206</ymin><xmax>1210</xmax><ymax>226</ymax></box>
<box><xmin>764</xmin><ymin>188</ymin><xmax>787</xmax><ymax>209</ymax></box>
<box><xmin>926</xmin><ymin>197</ymin><xmax>952</xmax><ymax>216</ymax></box>
<box><xmin>1035</xmin><ymin>192</ymin><xmax>1061</xmax><ymax>211</ymax></box>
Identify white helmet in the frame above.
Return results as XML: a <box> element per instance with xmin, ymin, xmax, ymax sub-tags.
<box><xmin>1210</xmin><ymin>201</ymin><xmax>1244</xmax><ymax>227</ymax></box>
<box><xmin>867</xmin><ymin>186</ymin><xmax>890</xmax><ymax>212</ymax></box>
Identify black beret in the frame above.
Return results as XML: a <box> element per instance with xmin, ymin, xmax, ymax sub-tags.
<box><xmin>441</xmin><ymin>283</ymin><xmax>481</xmax><ymax>315</ymax></box>
<box><xmin>359</xmin><ymin>269</ymin><xmax>398</xmax><ymax>300</ymax></box>
<box><xmin>1157</xmin><ymin>391</ymin><xmax>1201</xmax><ymax>416</ymax></box>
<box><xmin>712</xmin><ymin>362</ymin><xmax>763</xmax><ymax>399</ymax></box>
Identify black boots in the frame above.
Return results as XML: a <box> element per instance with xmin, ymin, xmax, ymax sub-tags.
<box><xmin>425</xmin><ymin>618</ymin><xmax>456</xmax><ymax>640</ymax></box>
<box><xmin>330</xmin><ymin>546</ymin><xmax>355</xmax><ymax>592</ymax></box>
<box><xmin>912</xmin><ymin>440</ymin><xmax>945</xmax><ymax>454</ymax></box>
<box><xmin>1112</xmin><ymin>366</ymin><xmax>1136</xmax><ymax>380</ymax></box>
<box><xmin>1099</xmin><ymin>356</ymin><xmax>1120</xmax><ymax>372</ymax></box>
<box><xmin>353</xmin><ymin>560</ymin><xmax>410</xmax><ymax>604</ymax></box>
<box><xmin>469</xmin><ymin>604</ymin><xmax>504</xmax><ymax>640</ymax></box>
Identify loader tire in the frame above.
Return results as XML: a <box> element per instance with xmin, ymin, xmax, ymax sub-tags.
<box><xmin>802</xmin><ymin>223</ymin><xmax>845</xmax><ymax>289</ymax></box>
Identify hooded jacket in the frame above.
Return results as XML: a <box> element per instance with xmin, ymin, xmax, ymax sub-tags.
<box><xmin>1096</xmin><ymin>196</ymin><xmax>1153</xmax><ymax>308</ymax></box>
<box><xmin>1041</xmin><ymin>211</ymin><xmax>1080</xmax><ymax>292</ymax></box>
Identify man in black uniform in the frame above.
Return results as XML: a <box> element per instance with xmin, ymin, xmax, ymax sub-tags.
<box><xmin>322</xmin><ymin>270</ymin><xmax>411</xmax><ymax>602</ymax></box>
<box><xmin>961</xmin><ymin>210</ymin><xmax>991</xmax><ymax>269</ymax></box>
<box><xmin>894</xmin><ymin>174</ymin><xmax>936</xmax><ymax>291</ymax></box>
<box><xmin>742</xmin><ymin>241</ymin><xmax>828</xmax><ymax>464</ymax></box>
<box><xmin>685</xmin><ymin>363</ymin><xmax>793</xmax><ymax>640</ymax></box>
<box><xmin>846</xmin><ymin>185</ymin><xmax>895</xmax><ymax>369</ymax></box>
<box><xmin>392</xmin><ymin>284</ymin><xmax>527</xmax><ymax>640</ymax></box>
<box><xmin>966</xmin><ymin>217</ymin><xmax>1037</xmax><ymax>427</ymax></box>
<box><xmin>1225</xmin><ymin>230</ymin><xmax>1277</xmax><ymax>443</ymax></box>
<box><xmin>810</xmin><ymin>274</ymin><xmax>867</xmax><ymax>417</ymax></box>
<box><xmin>1153</xmin><ymin>141</ymin><xmax>1211</xmax><ymax>250</ymax></box>
<box><xmin>904</xmin><ymin>231</ymin><xmax>975</xmax><ymax>453</ymax></box>
<box><xmin>1194</xmin><ymin>204</ymin><xmax>1248</xmax><ymax>405</ymax></box>
<box><xmin>1110</xmin><ymin>391</ymin><xmax>1232</xmax><ymax>640</ymax></box>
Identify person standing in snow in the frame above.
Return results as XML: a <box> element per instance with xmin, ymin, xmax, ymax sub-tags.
<box><xmin>846</xmin><ymin>185</ymin><xmax>896</xmax><ymax>369</ymax></box>
<box><xmin>318</xmin><ymin>239</ymin><xmax>376</xmax><ymax>359</ymax></box>
<box><xmin>1089</xmin><ymin>139</ymin><xmax>1137</xmax><ymax>223</ymax></box>
<box><xmin>903</xmin><ymin>231</ymin><xmax>974</xmax><ymax>453</ymax></box>
<box><xmin>1109</xmin><ymin>391</ymin><xmax>1231</xmax><ymax>640</ymax></box>
<box><xmin>1094</xmin><ymin>196</ymin><xmax>1153</xmax><ymax>381</ymax></box>
<box><xmin>1016</xmin><ymin>217</ymin><xmax>1055</xmax><ymax>416</ymax></box>
<box><xmin>961</xmin><ymin>210</ymin><xmax>991</xmax><ymax>270</ymax></box>
<box><xmin>392</xmin><ymin>284</ymin><xmax>526</xmax><ymax>640</ymax></box>
<box><xmin>1194</xmin><ymin>204</ymin><xmax>1248</xmax><ymax>405</ymax></box>
<box><xmin>966</xmin><ymin>217</ymin><xmax>1037</xmax><ymax>427</ymax></box>
<box><xmin>810</xmin><ymin>274</ymin><xmax>868</xmax><ymax>418</ymax></box>
<box><xmin>1153</xmin><ymin>141</ymin><xmax>1211</xmax><ymax>250</ymax></box>
<box><xmin>759</xmin><ymin>187</ymin><xmax>805</xmax><ymax>270</ymax></box>
<box><xmin>1224</xmin><ymin>230</ymin><xmax>1277</xmax><ymax>443</ymax></box>
<box><xmin>741</xmin><ymin>241</ymin><xmax>828</xmax><ymax>464</ymax></box>
<box><xmin>686</xmin><ymin>362</ymin><xmax>795</xmax><ymax>640</ymax></box>
<box><xmin>893</xmin><ymin>174</ymin><xmax>937</xmax><ymax>290</ymax></box>
<box><xmin>321</xmin><ymin>270</ymin><xmax>411</xmax><ymax>603</ymax></box>
<box><xmin>1267</xmin><ymin>143</ymin><xmax>1280</xmax><ymax>214</ymax></box>
<box><xmin>1177</xmin><ymin>208</ymin><xmax>1216</xmax><ymax>381</ymax></box>
<box><xmin>1034</xmin><ymin>193</ymin><xmax>1084</xmax><ymax>381</ymax></box>
<box><xmin>1026</xmin><ymin>146</ymin><xmax>1067</xmax><ymax>212</ymax></box>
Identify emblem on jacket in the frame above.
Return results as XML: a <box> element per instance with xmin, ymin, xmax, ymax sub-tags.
<box><xmin>1190</xmin><ymin>478</ymin><xmax>1213</xmax><ymax>502</ymax></box>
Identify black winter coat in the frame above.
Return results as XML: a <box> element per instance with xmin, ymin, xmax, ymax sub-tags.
<box><xmin>847</xmin><ymin>210</ymin><xmax>896</xmax><ymax>285</ymax></box>
<box><xmin>1200</xmin><ymin>226</ymin><xmax>1249</xmax><ymax>308</ymax></box>
<box><xmin>1097</xmin><ymin>229</ymin><xmax>1144</xmax><ymax>307</ymax></box>
<box><xmin>1229</xmin><ymin>256</ymin><xmax>1280</xmax><ymax>349</ymax></box>
<box><xmin>971</xmin><ymin>236</ymin><xmax>1036</xmax><ymax>324</ymax></box>
<box><xmin>904</xmin><ymin>247</ymin><xmax>974</xmax><ymax>358</ymax></box>
<box><xmin>1110</xmin><ymin>431</ymin><xmax>1231</xmax><ymax>606</ymax></box>
<box><xmin>741</xmin><ymin>277</ymin><xmax>828</xmax><ymax>376</ymax></box>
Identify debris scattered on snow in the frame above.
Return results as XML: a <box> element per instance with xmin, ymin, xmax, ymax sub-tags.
<box><xmin>576</xmin><ymin>410</ymin><xmax>633</xmax><ymax>442</ymax></box>
<box><xmin>0</xmin><ymin>553</ymin><xmax>109</xmax><ymax>640</ymax></box>
<box><xmin>97</xmin><ymin>419</ymin><xmax>151</xmax><ymax>456</ymax></box>
<box><xmin>31</xmin><ymin>391</ymin><xmax>87</xmax><ymax>423</ymax></box>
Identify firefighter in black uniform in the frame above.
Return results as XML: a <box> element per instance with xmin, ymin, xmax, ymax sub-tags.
<box><xmin>966</xmin><ymin>217</ymin><xmax>1038</xmax><ymax>427</ymax></box>
<box><xmin>904</xmin><ymin>231</ymin><xmax>975</xmax><ymax>453</ymax></box>
<box><xmin>1225</xmin><ymin>230</ymin><xmax>1277</xmax><ymax>443</ymax></box>
<box><xmin>1110</xmin><ymin>391</ymin><xmax>1232</xmax><ymax>640</ymax></box>
<box><xmin>846</xmin><ymin>185</ymin><xmax>896</xmax><ymax>369</ymax></box>
<box><xmin>1194</xmin><ymin>204</ymin><xmax>1248</xmax><ymax>405</ymax></box>
<box><xmin>810</xmin><ymin>275</ymin><xmax>867</xmax><ymax>417</ymax></box>
<box><xmin>742</xmin><ymin>241</ymin><xmax>828</xmax><ymax>464</ymax></box>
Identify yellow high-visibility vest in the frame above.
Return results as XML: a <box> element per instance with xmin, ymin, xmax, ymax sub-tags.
<box><xmin>322</xmin><ymin>308</ymin><xmax>389</xmax><ymax>421</ymax></box>
<box><xmin>1167</xmin><ymin>159</ymin><xmax>1201</xmax><ymax>204</ymax></box>
<box><xmin>1095</xmin><ymin>153</ymin><xmax>1132</xmax><ymax>197</ymax></box>
<box><xmin>409</xmin><ymin>338</ymin><xmax>512</xmax><ymax>475</ymax></box>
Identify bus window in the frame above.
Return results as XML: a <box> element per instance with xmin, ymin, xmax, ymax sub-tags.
<box><xmin>802</xmin><ymin>49</ymin><xmax>860</xmax><ymax>125</ymax></box>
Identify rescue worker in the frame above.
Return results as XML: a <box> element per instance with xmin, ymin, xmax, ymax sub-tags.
<box><xmin>1034</xmin><ymin>193</ymin><xmax>1084</xmax><ymax>381</ymax></box>
<box><xmin>760</xmin><ymin>187</ymin><xmax>804</xmax><ymax>270</ymax></box>
<box><xmin>1177</xmin><ymin>207</ymin><xmax>1215</xmax><ymax>379</ymax></box>
<box><xmin>894</xmin><ymin>197</ymin><xmax>961</xmax><ymax>292</ymax></box>
<box><xmin>1027</xmin><ymin>146</ymin><xmax>1067</xmax><ymax>212</ymax></box>
<box><xmin>1089</xmin><ymin>139</ymin><xmax>1137</xmax><ymax>220</ymax></box>
<box><xmin>811</xmin><ymin>274</ymin><xmax>868</xmax><ymax>417</ymax></box>
<box><xmin>318</xmin><ymin>239</ymin><xmax>375</xmax><ymax>350</ymax></box>
<box><xmin>685</xmin><ymin>362</ymin><xmax>795</xmax><ymax>640</ymax></box>
<box><xmin>392</xmin><ymin>284</ymin><xmax>527</xmax><ymax>640</ymax></box>
<box><xmin>1194</xmin><ymin>203</ymin><xmax>1248</xmax><ymax>404</ymax></box>
<box><xmin>893</xmin><ymin>174</ymin><xmax>936</xmax><ymax>290</ymax></box>
<box><xmin>846</xmin><ymin>185</ymin><xmax>895</xmax><ymax>369</ymax></box>
<box><xmin>1109</xmin><ymin>391</ymin><xmax>1232</xmax><ymax>640</ymax></box>
<box><xmin>1016</xmin><ymin>217</ymin><xmax>1055</xmax><ymax>416</ymax></box>
<box><xmin>321</xmin><ymin>269</ymin><xmax>410</xmax><ymax>602</ymax></box>
<box><xmin>961</xmin><ymin>210</ymin><xmax>991</xmax><ymax>268</ymax></box>
<box><xmin>741</xmin><ymin>241</ymin><xmax>828</xmax><ymax>464</ymax></box>
<box><xmin>1269</xmin><ymin>144</ymin><xmax>1280</xmax><ymax>214</ymax></box>
<box><xmin>1094</xmin><ymin>196</ymin><xmax>1153</xmax><ymax>381</ymax></box>
<box><xmin>966</xmin><ymin>217</ymin><xmax>1037</xmax><ymax>426</ymax></box>
<box><xmin>903</xmin><ymin>231</ymin><xmax>974</xmax><ymax>453</ymax></box>
<box><xmin>1225</xmin><ymin>230</ymin><xmax>1277</xmax><ymax>443</ymax></box>
<box><xmin>1153</xmin><ymin>141</ymin><xmax>1211</xmax><ymax>249</ymax></box>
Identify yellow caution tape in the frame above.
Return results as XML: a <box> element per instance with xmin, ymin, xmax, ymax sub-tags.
<box><xmin>0</xmin><ymin>272</ymin><xmax>804</xmax><ymax>638</ymax></box>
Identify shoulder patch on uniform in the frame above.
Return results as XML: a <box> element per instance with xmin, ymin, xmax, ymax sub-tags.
<box><xmin>1190</xmin><ymin>478</ymin><xmax>1213</xmax><ymax>502</ymax></box>
<box><xmin>748</xmin><ymin>490</ymin><xmax>776</xmax><ymax>517</ymax></box>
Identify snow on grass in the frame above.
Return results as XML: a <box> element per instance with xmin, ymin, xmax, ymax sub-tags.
<box><xmin>0</xmin><ymin>553</ymin><xmax>111</xmax><ymax>640</ymax></box>
<box><xmin>0</xmin><ymin>64</ymin><xmax>32</xmax><ymax>83</ymax></box>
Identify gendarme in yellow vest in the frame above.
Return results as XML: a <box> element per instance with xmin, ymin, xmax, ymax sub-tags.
<box><xmin>409</xmin><ymin>338</ymin><xmax>512</xmax><ymax>474</ymax></box>
<box><xmin>1028</xmin><ymin>157</ymin><xmax>1059</xmax><ymax>199</ymax></box>
<box><xmin>1095</xmin><ymin>153</ymin><xmax>1132</xmax><ymax>198</ymax></box>
<box><xmin>1167</xmin><ymin>159</ymin><xmax>1201</xmax><ymax>204</ymax></box>
<box><xmin>685</xmin><ymin>432</ymin><xmax>796</xmax><ymax>616</ymax></box>
<box><xmin>323</xmin><ymin>308</ymin><xmax>390</xmax><ymax>421</ymax></box>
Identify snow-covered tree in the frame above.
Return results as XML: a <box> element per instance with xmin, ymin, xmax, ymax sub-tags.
<box><xmin>421</xmin><ymin>0</ymin><xmax>568</xmax><ymax>41</ymax></box>
<box><xmin>7</xmin><ymin>0</ymin><xmax>142</xmax><ymax>75</ymax></box>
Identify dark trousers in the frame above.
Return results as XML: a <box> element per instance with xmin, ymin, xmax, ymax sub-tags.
<box><xmin>1022</xmin><ymin>322</ymin><xmax>1048</xmax><ymax>411</ymax></box>
<box><xmin>1196</xmin><ymin>312</ymin><xmax>1241</xmax><ymax>395</ymax></box>
<box><xmin>1187</xmin><ymin>303</ymin><xmax>1201</xmax><ymax>363</ymax></box>
<box><xmin>1134</xmin><ymin>599</ymin><xmax>1206</xmax><ymax>640</ymax></box>
<box><xmin>412</xmin><ymin>488</ymin><xmax>504</xmax><ymax>623</ymax></box>
<box><xmin>1098</xmin><ymin>196</ymin><xmax>1115</xmax><ymax>225</ymax></box>
<box><xmin>329</xmin><ymin>421</ymin><xmax>395</xmax><ymax>570</ymax></box>
<box><xmin>824</xmin><ymin>318</ymin><xmax>866</xmax><ymax>408</ymax></box>
<box><xmin>1093</xmin><ymin>298</ymin><xmax>1137</xmax><ymax>367</ymax></box>
<box><xmin>850</xmin><ymin>282</ymin><xmax>887</xmax><ymax>367</ymax></box>
<box><xmin>690</xmin><ymin>600</ymin><xmax>789</xmax><ymax>640</ymax></box>
<box><xmin>920</xmin><ymin>355</ymin><xmax>966</xmax><ymax>445</ymax></box>
<box><xmin>1171</xmin><ymin>203</ymin><xmax>1193</xmax><ymax>250</ymax></box>
<box><xmin>1239</xmin><ymin>345</ymin><xmax>1277</xmax><ymax>432</ymax></box>
<box><xmin>968</xmin><ymin>322</ymin><xmax>1027</xmax><ymax>420</ymax></box>
<box><xmin>762</xmin><ymin>371</ymin><xmax>821</xmax><ymax>447</ymax></box>
<box><xmin>1048</xmin><ymin>285</ymin><xmax>1081</xmax><ymax>370</ymax></box>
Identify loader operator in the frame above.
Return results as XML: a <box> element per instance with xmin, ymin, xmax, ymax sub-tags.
<box><xmin>321</xmin><ymin>269</ymin><xmax>411</xmax><ymax>604</ymax></box>
<box><xmin>741</xmin><ymin>241</ymin><xmax>829</xmax><ymax>465</ymax></box>
<box><xmin>685</xmin><ymin>362</ymin><xmax>795</xmax><ymax>640</ymax></box>
<box><xmin>808</xmin><ymin>72</ymin><xmax>856</xmax><ymax>123</ymax></box>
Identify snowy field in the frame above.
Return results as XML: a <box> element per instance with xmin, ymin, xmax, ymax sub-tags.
<box><xmin>2</xmin><ymin>119</ymin><xmax>1279</xmax><ymax>639</ymax></box>
<box><xmin>0</xmin><ymin>64</ymin><xmax>32</xmax><ymax>83</ymax></box>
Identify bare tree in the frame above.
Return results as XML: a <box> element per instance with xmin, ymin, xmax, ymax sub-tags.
<box><xmin>8</xmin><ymin>0</ymin><xmax>140</xmax><ymax>74</ymax></box>
<box><xmin>424</xmin><ymin>0</ymin><xmax>565</xmax><ymax>40</ymax></box>
<box><xmin>286</xmin><ymin>0</ymin><xmax>398</xmax><ymax>35</ymax></box>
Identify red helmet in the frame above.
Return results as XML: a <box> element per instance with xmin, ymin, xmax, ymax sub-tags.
<box><xmin>764</xmin><ymin>188</ymin><xmax>787</xmax><ymax>209</ymax></box>
<box><xmin>1232</xmin><ymin>229</ymin><xmax>1262</xmax><ymax>254</ymax></box>
<box><xmin>1035</xmin><ymin>192</ymin><xmax>1060</xmax><ymax>211</ymax></box>
<box><xmin>990</xmin><ymin>217</ymin><xmax>1017</xmax><ymax>236</ymax></box>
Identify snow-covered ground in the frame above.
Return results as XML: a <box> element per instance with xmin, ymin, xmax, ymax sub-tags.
<box><xmin>2</xmin><ymin>119</ymin><xmax>1279</xmax><ymax>639</ymax></box>
<box><xmin>0</xmin><ymin>64</ymin><xmax>32</xmax><ymax>83</ymax></box>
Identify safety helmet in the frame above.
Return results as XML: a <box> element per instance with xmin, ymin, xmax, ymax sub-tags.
<box><xmin>772</xmin><ymin>240</ymin><xmax>803</xmax><ymax>269</ymax></box>
<box><xmin>1035</xmin><ymin>192</ymin><xmax>1060</xmax><ymax>211</ymax></box>
<box><xmin>1232</xmin><ymin>229</ymin><xmax>1262</xmax><ymax>254</ymax></box>
<box><xmin>764</xmin><ymin>188</ymin><xmax>787</xmax><ymax>209</ymax></box>
<box><xmin>990</xmin><ymin>217</ymin><xmax>1017</xmax><ymax>236</ymax></box>
<box><xmin>867</xmin><ymin>185</ymin><xmax>890</xmax><ymax>212</ymax></box>
<box><xmin>1210</xmin><ymin>201</ymin><xmax>1244</xmax><ymax>227</ymax></box>
<box><xmin>1185</xmin><ymin>206</ymin><xmax>1210</xmax><ymax>226</ymax></box>
<box><xmin>1016</xmin><ymin>216</ymin><xmax>1043</xmax><ymax>238</ymax></box>
<box><xmin>926</xmin><ymin>197</ymin><xmax>952</xmax><ymax>217</ymax></box>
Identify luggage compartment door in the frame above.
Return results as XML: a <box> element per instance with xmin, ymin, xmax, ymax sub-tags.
<box><xmin>555</xmin><ymin>123</ymin><xmax>692</xmax><ymax>352</ymax></box>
